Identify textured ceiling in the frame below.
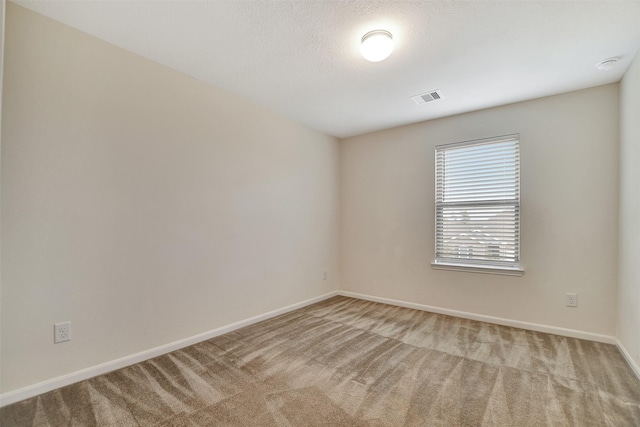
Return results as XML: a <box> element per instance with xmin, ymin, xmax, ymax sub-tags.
<box><xmin>13</xmin><ymin>0</ymin><xmax>640</xmax><ymax>138</ymax></box>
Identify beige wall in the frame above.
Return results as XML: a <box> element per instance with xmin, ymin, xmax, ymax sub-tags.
<box><xmin>340</xmin><ymin>84</ymin><xmax>620</xmax><ymax>336</ymax></box>
<box><xmin>0</xmin><ymin>3</ymin><xmax>339</xmax><ymax>393</ymax></box>
<box><xmin>618</xmin><ymin>51</ymin><xmax>640</xmax><ymax>368</ymax></box>
<box><xmin>0</xmin><ymin>0</ymin><xmax>5</xmax><ymax>395</ymax></box>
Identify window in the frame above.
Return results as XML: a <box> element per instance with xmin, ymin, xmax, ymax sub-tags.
<box><xmin>433</xmin><ymin>134</ymin><xmax>522</xmax><ymax>275</ymax></box>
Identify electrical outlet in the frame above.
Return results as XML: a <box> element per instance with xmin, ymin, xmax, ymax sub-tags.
<box><xmin>323</xmin><ymin>270</ymin><xmax>328</xmax><ymax>280</ymax></box>
<box><xmin>54</xmin><ymin>322</ymin><xmax>71</xmax><ymax>343</ymax></box>
<box><xmin>566</xmin><ymin>293</ymin><xmax>578</xmax><ymax>307</ymax></box>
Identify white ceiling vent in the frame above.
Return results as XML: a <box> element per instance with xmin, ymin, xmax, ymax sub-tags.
<box><xmin>411</xmin><ymin>90</ymin><xmax>444</xmax><ymax>105</ymax></box>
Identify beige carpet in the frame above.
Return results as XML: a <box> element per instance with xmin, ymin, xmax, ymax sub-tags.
<box><xmin>2</xmin><ymin>296</ymin><xmax>640</xmax><ymax>426</ymax></box>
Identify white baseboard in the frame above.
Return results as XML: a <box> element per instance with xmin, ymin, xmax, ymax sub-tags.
<box><xmin>615</xmin><ymin>338</ymin><xmax>640</xmax><ymax>381</ymax></box>
<box><xmin>0</xmin><ymin>291</ymin><xmax>339</xmax><ymax>407</ymax></box>
<box><xmin>338</xmin><ymin>291</ymin><xmax>617</xmax><ymax>345</ymax></box>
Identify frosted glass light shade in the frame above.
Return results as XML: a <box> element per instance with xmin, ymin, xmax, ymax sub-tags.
<box><xmin>360</xmin><ymin>30</ymin><xmax>394</xmax><ymax>62</ymax></box>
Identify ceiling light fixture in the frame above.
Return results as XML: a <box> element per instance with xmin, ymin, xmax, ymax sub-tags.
<box><xmin>596</xmin><ymin>57</ymin><xmax>619</xmax><ymax>71</ymax></box>
<box><xmin>360</xmin><ymin>30</ymin><xmax>394</xmax><ymax>62</ymax></box>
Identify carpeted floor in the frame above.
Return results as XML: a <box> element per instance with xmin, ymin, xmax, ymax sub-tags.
<box><xmin>2</xmin><ymin>296</ymin><xmax>640</xmax><ymax>426</ymax></box>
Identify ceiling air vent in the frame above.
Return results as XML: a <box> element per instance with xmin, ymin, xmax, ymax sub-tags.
<box><xmin>411</xmin><ymin>90</ymin><xmax>443</xmax><ymax>105</ymax></box>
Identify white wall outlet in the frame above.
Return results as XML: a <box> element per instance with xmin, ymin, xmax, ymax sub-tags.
<box><xmin>323</xmin><ymin>270</ymin><xmax>328</xmax><ymax>280</ymax></box>
<box><xmin>54</xmin><ymin>321</ymin><xmax>71</xmax><ymax>343</ymax></box>
<box><xmin>566</xmin><ymin>293</ymin><xmax>578</xmax><ymax>307</ymax></box>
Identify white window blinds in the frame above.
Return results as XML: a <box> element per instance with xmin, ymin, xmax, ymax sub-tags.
<box><xmin>435</xmin><ymin>135</ymin><xmax>520</xmax><ymax>270</ymax></box>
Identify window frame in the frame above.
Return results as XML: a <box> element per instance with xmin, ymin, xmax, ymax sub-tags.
<box><xmin>431</xmin><ymin>134</ymin><xmax>523</xmax><ymax>276</ymax></box>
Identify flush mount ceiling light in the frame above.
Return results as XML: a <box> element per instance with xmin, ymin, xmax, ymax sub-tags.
<box><xmin>360</xmin><ymin>30</ymin><xmax>394</xmax><ymax>62</ymax></box>
<box><xmin>596</xmin><ymin>57</ymin><xmax>619</xmax><ymax>71</ymax></box>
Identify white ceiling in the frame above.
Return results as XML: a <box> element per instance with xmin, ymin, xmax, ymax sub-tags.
<box><xmin>14</xmin><ymin>0</ymin><xmax>640</xmax><ymax>138</ymax></box>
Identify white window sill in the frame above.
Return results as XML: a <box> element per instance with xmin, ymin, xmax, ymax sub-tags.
<box><xmin>431</xmin><ymin>261</ymin><xmax>524</xmax><ymax>276</ymax></box>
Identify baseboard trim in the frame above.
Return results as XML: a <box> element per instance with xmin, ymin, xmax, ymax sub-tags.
<box><xmin>338</xmin><ymin>291</ymin><xmax>617</xmax><ymax>344</ymax></box>
<box><xmin>615</xmin><ymin>338</ymin><xmax>640</xmax><ymax>381</ymax></box>
<box><xmin>0</xmin><ymin>291</ymin><xmax>339</xmax><ymax>407</ymax></box>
